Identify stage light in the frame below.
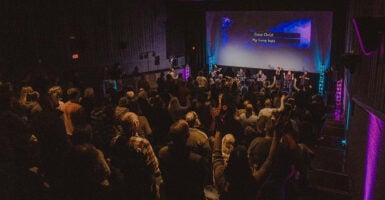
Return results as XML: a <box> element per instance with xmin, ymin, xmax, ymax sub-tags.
<box><xmin>340</xmin><ymin>139</ymin><xmax>347</xmax><ymax>146</ymax></box>
<box><xmin>192</xmin><ymin>45</ymin><xmax>196</xmax><ymax>51</ymax></box>
<box><xmin>318</xmin><ymin>64</ymin><xmax>326</xmax><ymax>95</ymax></box>
<box><xmin>183</xmin><ymin>64</ymin><xmax>191</xmax><ymax>80</ymax></box>
<box><xmin>364</xmin><ymin>113</ymin><xmax>384</xmax><ymax>200</ymax></box>
<box><xmin>72</xmin><ymin>54</ymin><xmax>79</xmax><ymax>60</ymax></box>
<box><xmin>334</xmin><ymin>79</ymin><xmax>343</xmax><ymax>120</ymax></box>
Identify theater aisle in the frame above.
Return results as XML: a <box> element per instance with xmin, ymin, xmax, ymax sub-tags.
<box><xmin>300</xmin><ymin>110</ymin><xmax>352</xmax><ymax>200</ymax></box>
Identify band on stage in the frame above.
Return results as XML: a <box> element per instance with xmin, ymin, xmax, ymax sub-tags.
<box><xmin>208</xmin><ymin>65</ymin><xmax>312</xmax><ymax>95</ymax></box>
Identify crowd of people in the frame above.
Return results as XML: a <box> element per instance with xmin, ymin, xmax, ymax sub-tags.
<box><xmin>0</xmin><ymin>65</ymin><xmax>327</xmax><ymax>200</ymax></box>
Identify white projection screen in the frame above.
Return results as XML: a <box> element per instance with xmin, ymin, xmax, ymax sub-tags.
<box><xmin>206</xmin><ymin>11</ymin><xmax>333</xmax><ymax>73</ymax></box>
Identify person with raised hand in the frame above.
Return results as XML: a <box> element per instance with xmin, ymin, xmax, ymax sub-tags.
<box><xmin>212</xmin><ymin>112</ymin><xmax>283</xmax><ymax>200</ymax></box>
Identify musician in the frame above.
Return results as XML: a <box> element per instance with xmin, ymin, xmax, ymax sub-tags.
<box><xmin>255</xmin><ymin>69</ymin><xmax>267</xmax><ymax>88</ymax></box>
<box><xmin>261</xmin><ymin>76</ymin><xmax>276</xmax><ymax>98</ymax></box>
<box><xmin>299</xmin><ymin>71</ymin><xmax>310</xmax><ymax>89</ymax></box>
<box><xmin>215</xmin><ymin>73</ymin><xmax>224</xmax><ymax>85</ymax></box>
<box><xmin>283</xmin><ymin>70</ymin><xmax>294</xmax><ymax>93</ymax></box>
<box><xmin>237</xmin><ymin>68</ymin><xmax>246</xmax><ymax>82</ymax></box>
<box><xmin>274</xmin><ymin>67</ymin><xmax>284</xmax><ymax>90</ymax></box>
<box><xmin>211</xmin><ymin>64</ymin><xmax>222</xmax><ymax>81</ymax></box>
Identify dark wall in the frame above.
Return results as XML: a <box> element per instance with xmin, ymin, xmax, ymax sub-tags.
<box><xmin>1</xmin><ymin>0</ymin><xmax>110</xmax><ymax>80</ymax></box>
<box><xmin>0</xmin><ymin>0</ymin><xmax>169</xmax><ymax>84</ymax></box>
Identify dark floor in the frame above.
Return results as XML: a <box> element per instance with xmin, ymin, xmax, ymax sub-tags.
<box><xmin>299</xmin><ymin>110</ymin><xmax>352</xmax><ymax>200</ymax></box>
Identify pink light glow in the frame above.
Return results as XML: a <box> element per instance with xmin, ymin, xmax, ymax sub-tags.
<box><xmin>364</xmin><ymin>113</ymin><xmax>384</xmax><ymax>200</ymax></box>
<box><xmin>352</xmin><ymin>19</ymin><xmax>372</xmax><ymax>56</ymax></box>
<box><xmin>182</xmin><ymin>65</ymin><xmax>190</xmax><ymax>80</ymax></box>
<box><xmin>72</xmin><ymin>54</ymin><xmax>79</xmax><ymax>59</ymax></box>
<box><xmin>334</xmin><ymin>79</ymin><xmax>343</xmax><ymax>120</ymax></box>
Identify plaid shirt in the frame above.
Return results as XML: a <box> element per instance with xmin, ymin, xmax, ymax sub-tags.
<box><xmin>127</xmin><ymin>134</ymin><xmax>161</xmax><ymax>177</ymax></box>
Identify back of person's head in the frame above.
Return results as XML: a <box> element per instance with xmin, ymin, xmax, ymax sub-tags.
<box><xmin>185</xmin><ymin>111</ymin><xmax>200</xmax><ymax>128</ymax></box>
<box><xmin>151</xmin><ymin>95</ymin><xmax>165</xmax><ymax>109</ymax></box>
<box><xmin>242</xmin><ymin>100</ymin><xmax>250</xmax><ymax>108</ymax></box>
<box><xmin>126</xmin><ymin>90</ymin><xmax>135</xmax><ymax>99</ymax></box>
<box><xmin>169</xmin><ymin>120</ymin><xmax>189</xmax><ymax>145</ymax></box>
<box><xmin>168</xmin><ymin>97</ymin><xmax>180</xmax><ymax>111</ymax></box>
<box><xmin>121</xmin><ymin>112</ymin><xmax>139</xmax><ymax>134</ymax></box>
<box><xmin>225</xmin><ymin>145</ymin><xmax>252</xmax><ymax>184</ymax></box>
<box><xmin>245</xmin><ymin>104</ymin><xmax>253</xmax><ymax>118</ymax></box>
<box><xmin>72</xmin><ymin>124</ymin><xmax>93</xmax><ymax>145</ymax></box>
<box><xmin>118</xmin><ymin>97</ymin><xmax>129</xmax><ymax>107</ymax></box>
<box><xmin>222</xmin><ymin>134</ymin><xmax>235</xmax><ymax>167</ymax></box>
<box><xmin>127</xmin><ymin>99</ymin><xmax>141</xmax><ymax>114</ymax></box>
<box><xmin>248</xmin><ymin>137</ymin><xmax>271</xmax><ymax>171</ymax></box>
<box><xmin>64</xmin><ymin>144</ymin><xmax>104</xmax><ymax>194</ymax></box>
<box><xmin>264</xmin><ymin>98</ymin><xmax>272</xmax><ymax>107</ymax></box>
<box><xmin>256</xmin><ymin>116</ymin><xmax>274</xmax><ymax>138</ymax></box>
<box><xmin>48</xmin><ymin>86</ymin><xmax>62</xmax><ymax>97</ymax></box>
<box><xmin>20</xmin><ymin>86</ymin><xmax>33</xmax><ymax>95</ymax></box>
<box><xmin>83</xmin><ymin>87</ymin><xmax>95</xmax><ymax>98</ymax></box>
<box><xmin>137</xmin><ymin>88</ymin><xmax>148</xmax><ymax>100</ymax></box>
<box><xmin>221</xmin><ymin>94</ymin><xmax>236</xmax><ymax>111</ymax></box>
<box><xmin>67</xmin><ymin>88</ymin><xmax>81</xmax><ymax>101</ymax></box>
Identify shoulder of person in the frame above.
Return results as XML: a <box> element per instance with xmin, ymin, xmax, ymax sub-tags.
<box><xmin>158</xmin><ymin>146</ymin><xmax>169</xmax><ymax>159</ymax></box>
<box><xmin>189</xmin><ymin>151</ymin><xmax>204</xmax><ymax>163</ymax></box>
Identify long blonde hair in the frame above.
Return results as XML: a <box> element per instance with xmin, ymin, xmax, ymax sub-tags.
<box><xmin>168</xmin><ymin>97</ymin><xmax>182</xmax><ymax>112</ymax></box>
<box><xmin>222</xmin><ymin>134</ymin><xmax>236</xmax><ymax>167</ymax></box>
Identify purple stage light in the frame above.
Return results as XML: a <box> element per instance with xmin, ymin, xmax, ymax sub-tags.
<box><xmin>182</xmin><ymin>65</ymin><xmax>191</xmax><ymax>80</ymax></box>
<box><xmin>334</xmin><ymin>79</ymin><xmax>343</xmax><ymax>120</ymax></box>
<box><xmin>352</xmin><ymin>19</ymin><xmax>372</xmax><ymax>56</ymax></box>
<box><xmin>364</xmin><ymin>113</ymin><xmax>385</xmax><ymax>200</ymax></box>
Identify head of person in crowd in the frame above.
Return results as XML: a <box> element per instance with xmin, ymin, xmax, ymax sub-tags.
<box><xmin>150</xmin><ymin>94</ymin><xmax>165</xmax><ymax>109</ymax></box>
<box><xmin>48</xmin><ymin>86</ymin><xmax>63</xmax><ymax>99</ymax></box>
<box><xmin>137</xmin><ymin>88</ymin><xmax>148</xmax><ymax>100</ymax></box>
<box><xmin>256</xmin><ymin>116</ymin><xmax>272</xmax><ymax>137</ymax></box>
<box><xmin>83</xmin><ymin>87</ymin><xmax>95</xmax><ymax>99</ymax></box>
<box><xmin>168</xmin><ymin>120</ymin><xmax>190</xmax><ymax>157</ymax></box>
<box><xmin>19</xmin><ymin>86</ymin><xmax>34</xmax><ymax>105</ymax></box>
<box><xmin>62</xmin><ymin>144</ymin><xmax>108</xmax><ymax>196</ymax></box>
<box><xmin>115</xmin><ymin>97</ymin><xmax>129</xmax><ymax>119</ymax></box>
<box><xmin>224</xmin><ymin>144</ymin><xmax>253</xmax><ymax>185</ymax></box>
<box><xmin>264</xmin><ymin>98</ymin><xmax>272</xmax><ymax>108</ymax></box>
<box><xmin>72</xmin><ymin>121</ymin><xmax>93</xmax><ymax>145</ymax></box>
<box><xmin>185</xmin><ymin>111</ymin><xmax>201</xmax><ymax>128</ymax></box>
<box><xmin>222</xmin><ymin>133</ymin><xmax>235</xmax><ymax>167</ymax></box>
<box><xmin>168</xmin><ymin>96</ymin><xmax>182</xmax><ymax>112</ymax></box>
<box><xmin>47</xmin><ymin>86</ymin><xmax>63</xmax><ymax>107</ymax></box>
<box><xmin>67</xmin><ymin>88</ymin><xmax>81</xmax><ymax>103</ymax></box>
<box><xmin>245</xmin><ymin>103</ymin><xmax>254</xmax><ymax>118</ymax></box>
<box><xmin>24</xmin><ymin>91</ymin><xmax>42</xmax><ymax>114</ymax></box>
<box><xmin>121</xmin><ymin>112</ymin><xmax>140</xmax><ymax>135</ymax></box>
<box><xmin>126</xmin><ymin>90</ymin><xmax>135</xmax><ymax>100</ymax></box>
